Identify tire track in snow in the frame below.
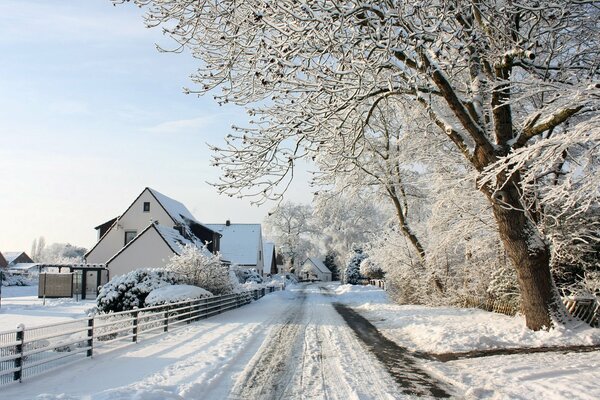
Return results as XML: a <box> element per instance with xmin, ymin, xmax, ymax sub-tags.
<box><xmin>229</xmin><ymin>285</ymin><xmax>403</xmax><ymax>400</ymax></box>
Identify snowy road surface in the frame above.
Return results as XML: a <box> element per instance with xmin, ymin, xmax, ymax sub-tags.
<box><xmin>1</xmin><ymin>285</ymin><xmax>430</xmax><ymax>400</ymax></box>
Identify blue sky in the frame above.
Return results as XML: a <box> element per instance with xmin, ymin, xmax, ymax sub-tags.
<box><xmin>0</xmin><ymin>1</ymin><xmax>312</xmax><ymax>252</ymax></box>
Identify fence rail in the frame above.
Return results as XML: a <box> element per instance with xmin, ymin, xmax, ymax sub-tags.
<box><xmin>0</xmin><ymin>286</ymin><xmax>281</xmax><ymax>386</ymax></box>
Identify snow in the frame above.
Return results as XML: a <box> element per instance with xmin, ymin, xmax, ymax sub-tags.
<box><xmin>148</xmin><ymin>188</ymin><xmax>199</xmax><ymax>225</ymax></box>
<box><xmin>0</xmin><ymin>285</ymin><xmax>94</xmax><ymax>331</ymax></box>
<box><xmin>205</xmin><ymin>224</ymin><xmax>261</xmax><ymax>266</ymax></box>
<box><xmin>145</xmin><ymin>284</ymin><xmax>212</xmax><ymax>306</ymax></box>
<box><xmin>1</xmin><ymin>283</ymin><xmax>599</xmax><ymax>399</ymax></box>
<box><xmin>2</xmin><ymin>251</ymin><xmax>25</xmax><ymax>264</ymax></box>
<box><xmin>154</xmin><ymin>224</ymin><xmax>204</xmax><ymax>253</ymax></box>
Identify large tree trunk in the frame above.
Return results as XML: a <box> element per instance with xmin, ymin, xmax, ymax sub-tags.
<box><xmin>489</xmin><ymin>183</ymin><xmax>559</xmax><ymax>330</ymax></box>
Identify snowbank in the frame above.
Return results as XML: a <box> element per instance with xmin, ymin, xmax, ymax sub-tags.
<box><xmin>332</xmin><ymin>284</ymin><xmax>389</xmax><ymax>305</ymax></box>
<box><xmin>355</xmin><ymin>302</ymin><xmax>600</xmax><ymax>353</ymax></box>
<box><xmin>145</xmin><ymin>284</ymin><xmax>213</xmax><ymax>306</ymax></box>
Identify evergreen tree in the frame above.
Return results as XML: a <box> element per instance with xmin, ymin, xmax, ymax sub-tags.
<box><xmin>344</xmin><ymin>248</ymin><xmax>367</xmax><ymax>285</ymax></box>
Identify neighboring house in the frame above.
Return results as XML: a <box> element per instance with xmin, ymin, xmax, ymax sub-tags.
<box><xmin>86</xmin><ymin>187</ymin><xmax>221</xmax><ymax>278</ymax></box>
<box><xmin>0</xmin><ymin>251</ymin><xmax>7</xmax><ymax>269</ymax></box>
<box><xmin>3</xmin><ymin>251</ymin><xmax>34</xmax><ymax>266</ymax></box>
<box><xmin>301</xmin><ymin>258</ymin><xmax>332</xmax><ymax>282</ymax></box>
<box><xmin>262</xmin><ymin>242</ymin><xmax>277</xmax><ymax>276</ymax></box>
<box><xmin>205</xmin><ymin>222</ymin><xmax>264</xmax><ymax>272</ymax></box>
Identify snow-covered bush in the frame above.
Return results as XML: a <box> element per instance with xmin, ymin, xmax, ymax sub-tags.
<box><xmin>344</xmin><ymin>247</ymin><xmax>367</xmax><ymax>284</ymax></box>
<box><xmin>234</xmin><ymin>267</ymin><xmax>263</xmax><ymax>284</ymax></box>
<box><xmin>144</xmin><ymin>284</ymin><xmax>213</xmax><ymax>307</ymax></box>
<box><xmin>166</xmin><ymin>244</ymin><xmax>233</xmax><ymax>295</ymax></box>
<box><xmin>96</xmin><ymin>269</ymin><xmax>184</xmax><ymax>313</ymax></box>
<box><xmin>1</xmin><ymin>272</ymin><xmax>32</xmax><ymax>286</ymax></box>
<box><xmin>359</xmin><ymin>258</ymin><xmax>384</xmax><ymax>280</ymax></box>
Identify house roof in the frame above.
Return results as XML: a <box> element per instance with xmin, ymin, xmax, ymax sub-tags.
<box><xmin>3</xmin><ymin>252</ymin><xmax>28</xmax><ymax>264</ymax></box>
<box><xmin>8</xmin><ymin>263</ymin><xmax>40</xmax><ymax>271</ymax></box>
<box><xmin>263</xmin><ymin>242</ymin><xmax>275</xmax><ymax>275</ymax></box>
<box><xmin>205</xmin><ymin>223</ymin><xmax>262</xmax><ymax>266</ymax></box>
<box><xmin>147</xmin><ymin>188</ymin><xmax>198</xmax><ymax>225</ymax></box>
<box><xmin>304</xmin><ymin>257</ymin><xmax>331</xmax><ymax>274</ymax></box>
<box><xmin>0</xmin><ymin>251</ymin><xmax>7</xmax><ymax>268</ymax></box>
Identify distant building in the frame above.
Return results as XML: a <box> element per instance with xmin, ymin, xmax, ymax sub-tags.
<box><xmin>205</xmin><ymin>222</ymin><xmax>264</xmax><ymax>272</ymax></box>
<box><xmin>3</xmin><ymin>251</ymin><xmax>34</xmax><ymax>266</ymax></box>
<box><xmin>301</xmin><ymin>258</ymin><xmax>332</xmax><ymax>282</ymax></box>
<box><xmin>0</xmin><ymin>251</ymin><xmax>7</xmax><ymax>269</ymax></box>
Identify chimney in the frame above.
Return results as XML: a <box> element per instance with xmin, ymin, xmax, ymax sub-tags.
<box><xmin>226</xmin><ymin>220</ymin><xmax>231</xmax><ymax>226</ymax></box>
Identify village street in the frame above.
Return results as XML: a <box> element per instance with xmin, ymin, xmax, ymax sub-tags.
<box><xmin>1</xmin><ymin>284</ymin><xmax>446</xmax><ymax>400</ymax></box>
<box><xmin>4</xmin><ymin>283</ymin><xmax>600</xmax><ymax>400</ymax></box>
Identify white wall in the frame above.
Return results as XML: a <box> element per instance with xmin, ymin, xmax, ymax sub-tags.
<box><xmin>87</xmin><ymin>189</ymin><xmax>174</xmax><ymax>264</ymax></box>
<box><xmin>107</xmin><ymin>227</ymin><xmax>175</xmax><ymax>278</ymax></box>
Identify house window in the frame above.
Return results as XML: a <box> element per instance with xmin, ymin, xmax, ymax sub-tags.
<box><xmin>124</xmin><ymin>231</ymin><xmax>137</xmax><ymax>245</ymax></box>
<box><xmin>143</xmin><ymin>202</ymin><xmax>150</xmax><ymax>212</ymax></box>
<box><xmin>259</xmin><ymin>250</ymin><xmax>262</xmax><ymax>261</ymax></box>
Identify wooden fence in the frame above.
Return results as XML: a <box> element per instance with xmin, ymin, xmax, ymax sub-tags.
<box><xmin>0</xmin><ymin>286</ymin><xmax>281</xmax><ymax>386</ymax></box>
<box><xmin>463</xmin><ymin>295</ymin><xmax>600</xmax><ymax>327</ymax></box>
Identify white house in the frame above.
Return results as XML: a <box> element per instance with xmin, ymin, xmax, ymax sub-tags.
<box><xmin>205</xmin><ymin>222</ymin><xmax>264</xmax><ymax>273</ymax></box>
<box><xmin>86</xmin><ymin>187</ymin><xmax>221</xmax><ymax>278</ymax></box>
<box><xmin>301</xmin><ymin>258</ymin><xmax>332</xmax><ymax>282</ymax></box>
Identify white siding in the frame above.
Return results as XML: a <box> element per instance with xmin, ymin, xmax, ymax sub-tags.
<box><xmin>107</xmin><ymin>227</ymin><xmax>175</xmax><ymax>278</ymax></box>
<box><xmin>86</xmin><ymin>189</ymin><xmax>174</xmax><ymax>264</ymax></box>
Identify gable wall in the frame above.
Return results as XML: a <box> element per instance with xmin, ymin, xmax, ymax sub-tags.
<box><xmin>107</xmin><ymin>227</ymin><xmax>175</xmax><ymax>278</ymax></box>
<box><xmin>86</xmin><ymin>189</ymin><xmax>174</xmax><ymax>264</ymax></box>
<box><xmin>301</xmin><ymin>261</ymin><xmax>332</xmax><ymax>281</ymax></box>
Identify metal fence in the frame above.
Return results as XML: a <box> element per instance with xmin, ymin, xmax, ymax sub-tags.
<box><xmin>0</xmin><ymin>286</ymin><xmax>281</xmax><ymax>386</ymax></box>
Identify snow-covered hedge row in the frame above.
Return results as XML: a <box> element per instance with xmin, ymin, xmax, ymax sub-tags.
<box><xmin>97</xmin><ymin>269</ymin><xmax>184</xmax><ymax>313</ymax></box>
<box><xmin>1</xmin><ymin>272</ymin><xmax>32</xmax><ymax>287</ymax></box>
<box><xmin>144</xmin><ymin>284</ymin><xmax>213</xmax><ymax>307</ymax></box>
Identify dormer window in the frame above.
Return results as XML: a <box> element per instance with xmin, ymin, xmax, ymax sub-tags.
<box><xmin>143</xmin><ymin>202</ymin><xmax>150</xmax><ymax>212</ymax></box>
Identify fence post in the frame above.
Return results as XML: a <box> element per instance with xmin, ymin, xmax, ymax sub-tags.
<box><xmin>132</xmin><ymin>309</ymin><xmax>139</xmax><ymax>343</ymax></box>
<box><xmin>14</xmin><ymin>324</ymin><xmax>24</xmax><ymax>382</ymax></box>
<box><xmin>163</xmin><ymin>306</ymin><xmax>169</xmax><ymax>333</ymax></box>
<box><xmin>87</xmin><ymin>317</ymin><xmax>94</xmax><ymax>357</ymax></box>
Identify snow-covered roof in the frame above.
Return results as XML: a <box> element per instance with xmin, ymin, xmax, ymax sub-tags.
<box><xmin>154</xmin><ymin>224</ymin><xmax>204</xmax><ymax>254</ymax></box>
<box><xmin>262</xmin><ymin>242</ymin><xmax>275</xmax><ymax>274</ymax></box>
<box><xmin>148</xmin><ymin>188</ymin><xmax>199</xmax><ymax>225</ymax></box>
<box><xmin>205</xmin><ymin>224</ymin><xmax>262</xmax><ymax>266</ymax></box>
<box><xmin>8</xmin><ymin>263</ymin><xmax>39</xmax><ymax>271</ymax></box>
<box><xmin>304</xmin><ymin>258</ymin><xmax>331</xmax><ymax>274</ymax></box>
<box><xmin>3</xmin><ymin>252</ymin><xmax>25</xmax><ymax>264</ymax></box>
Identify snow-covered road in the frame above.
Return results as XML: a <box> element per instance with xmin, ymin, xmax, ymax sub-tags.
<box><xmin>1</xmin><ymin>285</ymin><xmax>416</xmax><ymax>400</ymax></box>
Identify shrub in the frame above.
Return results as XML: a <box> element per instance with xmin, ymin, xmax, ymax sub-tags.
<box><xmin>166</xmin><ymin>244</ymin><xmax>233</xmax><ymax>295</ymax></box>
<box><xmin>96</xmin><ymin>268</ymin><xmax>184</xmax><ymax>313</ymax></box>
<box><xmin>360</xmin><ymin>258</ymin><xmax>385</xmax><ymax>279</ymax></box>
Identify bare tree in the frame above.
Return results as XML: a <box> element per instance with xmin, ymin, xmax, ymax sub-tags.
<box><xmin>263</xmin><ymin>202</ymin><xmax>315</xmax><ymax>271</ymax></box>
<box><xmin>117</xmin><ymin>0</ymin><xmax>599</xmax><ymax>330</ymax></box>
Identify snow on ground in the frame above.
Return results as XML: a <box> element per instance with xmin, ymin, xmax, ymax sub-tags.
<box><xmin>330</xmin><ymin>283</ymin><xmax>600</xmax><ymax>400</ymax></box>
<box><xmin>2</xmin><ymin>283</ymin><xmax>600</xmax><ymax>399</ymax></box>
<box><xmin>332</xmin><ymin>283</ymin><xmax>600</xmax><ymax>353</ymax></box>
<box><xmin>0</xmin><ymin>285</ymin><xmax>94</xmax><ymax>331</ymax></box>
